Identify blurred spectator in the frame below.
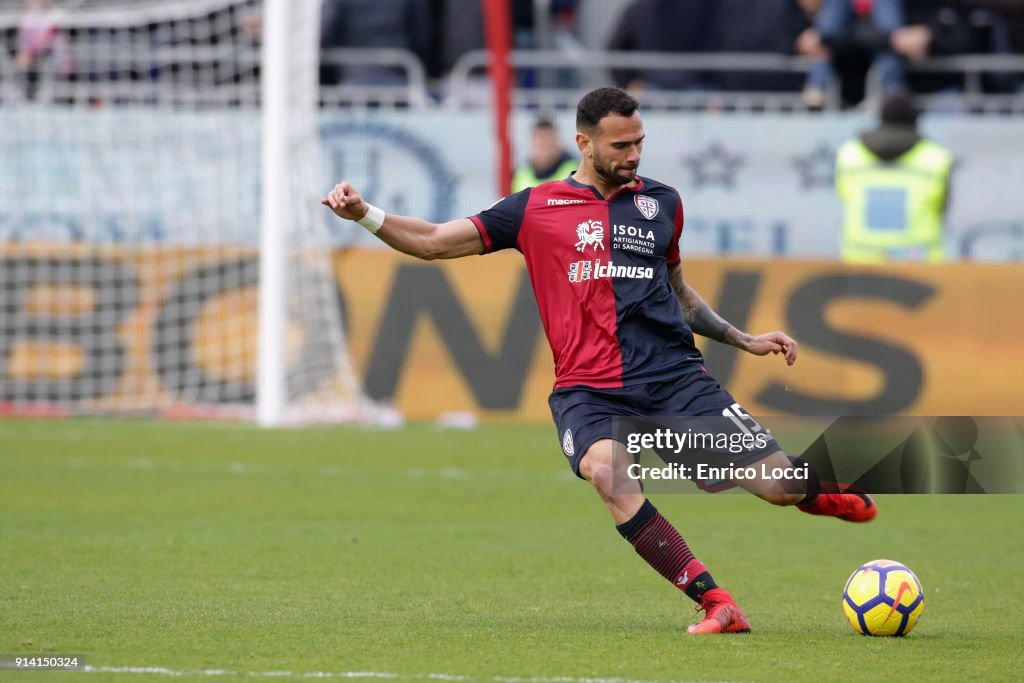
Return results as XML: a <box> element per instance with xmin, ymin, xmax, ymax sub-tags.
<box><xmin>511</xmin><ymin>119</ymin><xmax>577</xmax><ymax>192</ymax></box>
<box><xmin>803</xmin><ymin>0</ymin><xmax>907</xmax><ymax>107</ymax></box>
<box><xmin>434</xmin><ymin>0</ymin><xmax>578</xmax><ymax>76</ymax></box>
<box><xmin>607</xmin><ymin>0</ymin><xmax>712</xmax><ymax>92</ymax></box>
<box><xmin>543</xmin><ymin>0</ymin><xmax>583</xmax><ymax>89</ymax></box>
<box><xmin>711</xmin><ymin>0</ymin><xmax>813</xmax><ymax>91</ymax></box>
<box><xmin>892</xmin><ymin>0</ymin><xmax>1019</xmax><ymax>93</ymax></box>
<box><xmin>895</xmin><ymin>0</ymin><xmax>1009</xmax><ymax>57</ymax></box>
<box><xmin>795</xmin><ymin>0</ymin><xmax>832</xmax><ymax>104</ymax></box>
<box><xmin>238</xmin><ymin>4</ymin><xmax>262</xmax><ymax>43</ymax></box>
<box><xmin>519</xmin><ymin>0</ymin><xmax>580</xmax><ymax>45</ymax></box>
<box><xmin>950</xmin><ymin>0</ymin><xmax>1024</xmax><ymax>52</ymax></box>
<box><xmin>609</xmin><ymin>0</ymin><xmax>815</xmax><ymax>94</ymax></box>
<box><xmin>835</xmin><ymin>91</ymin><xmax>954</xmax><ymax>263</ymax></box>
<box><xmin>320</xmin><ymin>0</ymin><xmax>431</xmax><ymax>86</ymax></box>
<box><xmin>437</xmin><ymin>0</ymin><xmax>483</xmax><ymax>75</ymax></box>
<box><xmin>506</xmin><ymin>0</ymin><xmax>580</xmax><ymax>88</ymax></box>
<box><xmin>14</xmin><ymin>0</ymin><xmax>72</xmax><ymax>101</ymax></box>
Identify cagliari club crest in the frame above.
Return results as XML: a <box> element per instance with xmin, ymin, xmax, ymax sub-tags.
<box><xmin>634</xmin><ymin>194</ymin><xmax>659</xmax><ymax>221</ymax></box>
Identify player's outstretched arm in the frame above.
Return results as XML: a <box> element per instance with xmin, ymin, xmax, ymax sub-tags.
<box><xmin>322</xmin><ymin>181</ymin><xmax>484</xmax><ymax>260</ymax></box>
<box><xmin>667</xmin><ymin>264</ymin><xmax>798</xmax><ymax>365</ymax></box>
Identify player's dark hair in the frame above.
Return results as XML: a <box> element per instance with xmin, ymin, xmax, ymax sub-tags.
<box><xmin>533</xmin><ymin>118</ymin><xmax>557</xmax><ymax>131</ymax></box>
<box><xmin>576</xmin><ymin>87</ymin><xmax>639</xmax><ymax>133</ymax></box>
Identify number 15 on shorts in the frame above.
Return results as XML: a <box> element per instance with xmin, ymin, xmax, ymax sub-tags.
<box><xmin>723</xmin><ymin>403</ymin><xmax>764</xmax><ymax>435</ymax></box>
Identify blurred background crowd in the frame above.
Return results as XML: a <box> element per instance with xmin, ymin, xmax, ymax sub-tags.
<box><xmin>602</xmin><ymin>0</ymin><xmax>1024</xmax><ymax>106</ymax></box>
<box><xmin>3</xmin><ymin>0</ymin><xmax>1024</xmax><ymax>110</ymax></box>
<box><xmin>320</xmin><ymin>0</ymin><xmax>1024</xmax><ymax>107</ymax></box>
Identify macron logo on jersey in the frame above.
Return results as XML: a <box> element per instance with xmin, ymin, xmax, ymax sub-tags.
<box><xmin>548</xmin><ymin>198</ymin><xmax>586</xmax><ymax>206</ymax></box>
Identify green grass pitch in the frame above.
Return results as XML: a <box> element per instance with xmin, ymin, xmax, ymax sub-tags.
<box><xmin>2</xmin><ymin>418</ymin><xmax>1022</xmax><ymax>682</ymax></box>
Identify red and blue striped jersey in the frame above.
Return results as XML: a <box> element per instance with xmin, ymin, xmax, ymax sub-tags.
<box><xmin>469</xmin><ymin>175</ymin><xmax>704</xmax><ymax>389</ymax></box>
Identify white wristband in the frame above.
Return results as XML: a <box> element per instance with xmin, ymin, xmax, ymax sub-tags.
<box><xmin>356</xmin><ymin>203</ymin><xmax>386</xmax><ymax>234</ymax></box>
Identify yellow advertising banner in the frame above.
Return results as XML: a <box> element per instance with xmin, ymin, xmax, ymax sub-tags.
<box><xmin>333</xmin><ymin>251</ymin><xmax>1024</xmax><ymax>422</ymax></box>
<box><xmin>2</xmin><ymin>243</ymin><xmax>1021</xmax><ymax>422</ymax></box>
<box><xmin>0</xmin><ymin>244</ymin><xmax>267</xmax><ymax>415</ymax></box>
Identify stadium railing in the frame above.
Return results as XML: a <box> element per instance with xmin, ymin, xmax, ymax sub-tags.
<box><xmin>0</xmin><ymin>50</ymin><xmax>15</xmax><ymax>103</ymax></box>
<box><xmin>319</xmin><ymin>47</ymin><xmax>430</xmax><ymax>109</ymax></box>
<box><xmin>446</xmin><ymin>49</ymin><xmax>1024</xmax><ymax>114</ymax></box>
<box><xmin>0</xmin><ymin>43</ymin><xmax>430</xmax><ymax>109</ymax></box>
<box><xmin>4</xmin><ymin>41</ymin><xmax>1024</xmax><ymax>113</ymax></box>
<box><xmin>866</xmin><ymin>55</ymin><xmax>1024</xmax><ymax>114</ymax></box>
<box><xmin>447</xmin><ymin>49</ymin><xmax>828</xmax><ymax>112</ymax></box>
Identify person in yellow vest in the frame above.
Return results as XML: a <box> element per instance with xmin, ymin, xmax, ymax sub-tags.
<box><xmin>835</xmin><ymin>91</ymin><xmax>954</xmax><ymax>263</ymax></box>
<box><xmin>511</xmin><ymin>119</ymin><xmax>578</xmax><ymax>192</ymax></box>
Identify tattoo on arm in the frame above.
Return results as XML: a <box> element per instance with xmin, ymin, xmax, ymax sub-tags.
<box><xmin>668</xmin><ymin>265</ymin><xmax>748</xmax><ymax>347</ymax></box>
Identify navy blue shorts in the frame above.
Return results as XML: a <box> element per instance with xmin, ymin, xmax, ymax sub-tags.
<box><xmin>548</xmin><ymin>367</ymin><xmax>780</xmax><ymax>477</ymax></box>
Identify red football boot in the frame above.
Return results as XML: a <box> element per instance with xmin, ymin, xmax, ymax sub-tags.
<box><xmin>687</xmin><ymin>588</ymin><xmax>752</xmax><ymax>634</ymax></box>
<box><xmin>797</xmin><ymin>492</ymin><xmax>877</xmax><ymax>522</ymax></box>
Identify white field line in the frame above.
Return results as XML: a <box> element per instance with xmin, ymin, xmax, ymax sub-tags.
<box><xmin>80</xmin><ymin>666</ymin><xmax>747</xmax><ymax>683</ymax></box>
<box><xmin>54</xmin><ymin>455</ymin><xmax>575</xmax><ymax>482</ymax></box>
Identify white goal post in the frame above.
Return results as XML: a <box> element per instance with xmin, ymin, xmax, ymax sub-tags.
<box><xmin>258</xmin><ymin>0</ymin><xmax>309</xmax><ymax>426</ymax></box>
<box><xmin>0</xmin><ymin>0</ymin><xmax>379</xmax><ymax>425</ymax></box>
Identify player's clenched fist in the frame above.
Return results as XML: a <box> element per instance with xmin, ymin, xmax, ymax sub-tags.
<box><xmin>321</xmin><ymin>182</ymin><xmax>368</xmax><ymax>221</ymax></box>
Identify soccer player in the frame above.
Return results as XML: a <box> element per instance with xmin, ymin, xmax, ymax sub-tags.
<box><xmin>322</xmin><ymin>87</ymin><xmax>876</xmax><ymax>634</ymax></box>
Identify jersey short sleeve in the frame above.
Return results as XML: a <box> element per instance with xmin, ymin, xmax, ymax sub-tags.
<box><xmin>469</xmin><ymin>188</ymin><xmax>531</xmax><ymax>253</ymax></box>
<box><xmin>665</xmin><ymin>191</ymin><xmax>685</xmax><ymax>267</ymax></box>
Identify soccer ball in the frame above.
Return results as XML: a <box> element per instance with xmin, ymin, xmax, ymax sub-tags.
<box><xmin>842</xmin><ymin>559</ymin><xmax>924</xmax><ymax>636</ymax></box>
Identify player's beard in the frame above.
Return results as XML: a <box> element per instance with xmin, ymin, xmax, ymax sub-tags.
<box><xmin>592</xmin><ymin>151</ymin><xmax>638</xmax><ymax>187</ymax></box>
